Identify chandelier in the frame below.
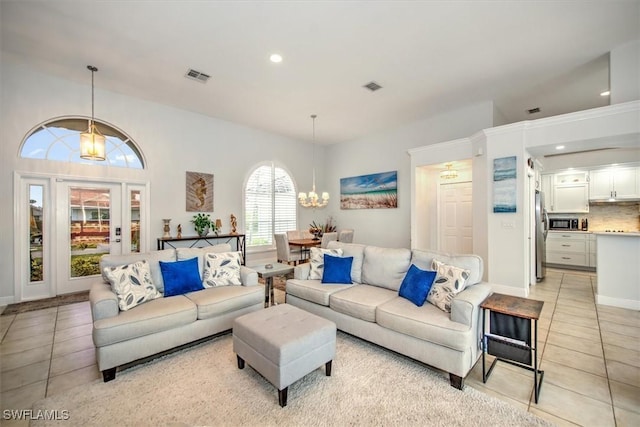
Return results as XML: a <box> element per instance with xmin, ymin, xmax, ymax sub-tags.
<box><xmin>440</xmin><ymin>163</ymin><xmax>458</xmax><ymax>180</ymax></box>
<box><xmin>80</xmin><ymin>65</ymin><xmax>106</xmax><ymax>161</ymax></box>
<box><xmin>298</xmin><ymin>114</ymin><xmax>329</xmax><ymax>208</ymax></box>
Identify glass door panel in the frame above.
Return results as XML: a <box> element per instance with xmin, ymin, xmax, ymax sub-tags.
<box><xmin>29</xmin><ymin>185</ymin><xmax>44</xmax><ymax>283</ymax></box>
<box><xmin>131</xmin><ymin>190</ymin><xmax>141</xmax><ymax>253</ymax></box>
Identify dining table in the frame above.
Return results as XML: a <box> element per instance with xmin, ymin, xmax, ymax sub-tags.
<box><xmin>288</xmin><ymin>238</ymin><xmax>321</xmax><ymax>260</ymax></box>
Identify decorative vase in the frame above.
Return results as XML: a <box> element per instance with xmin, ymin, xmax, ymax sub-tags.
<box><xmin>162</xmin><ymin>219</ymin><xmax>171</xmax><ymax>238</ymax></box>
<box><xmin>197</xmin><ymin>227</ymin><xmax>209</xmax><ymax>237</ymax></box>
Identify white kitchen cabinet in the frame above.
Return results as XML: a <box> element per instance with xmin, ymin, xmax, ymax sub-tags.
<box><xmin>588</xmin><ymin>234</ymin><xmax>597</xmax><ymax>268</ymax></box>
<box><xmin>541</xmin><ymin>174</ymin><xmax>554</xmax><ymax>212</ymax></box>
<box><xmin>590</xmin><ymin>167</ymin><xmax>640</xmax><ymax>200</ymax></box>
<box><xmin>546</xmin><ymin>232</ymin><xmax>590</xmax><ymax>268</ymax></box>
<box><xmin>551</xmin><ymin>171</ymin><xmax>589</xmax><ymax>213</ymax></box>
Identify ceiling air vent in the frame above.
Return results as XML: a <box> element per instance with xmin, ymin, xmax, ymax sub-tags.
<box><xmin>527</xmin><ymin>107</ymin><xmax>541</xmax><ymax>114</ymax></box>
<box><xmin>185</xmin><ymin>68</ymin><xmax>211</xmax><ymax>83</ymax></box>
<box><xmin>363</xmin><ymin>81</ymin><xmax>382</xmax><ymax>92</ymax></box>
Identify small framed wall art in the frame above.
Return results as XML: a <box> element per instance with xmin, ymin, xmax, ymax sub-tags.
<box><xmin>186</xmin><ymin>171</ymin><xmax>213</xmax><ymax>212</ymax></box>
<box><xmin>493</xmin><ymin>156</ymin><xmax>517</xmax><ymax>213</ymax></box>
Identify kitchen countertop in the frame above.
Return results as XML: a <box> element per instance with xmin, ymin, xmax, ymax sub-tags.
<box><xmin>593</xmin><ymin>232</ymin><xmax>640</xmax><ymax>237</ymax></box>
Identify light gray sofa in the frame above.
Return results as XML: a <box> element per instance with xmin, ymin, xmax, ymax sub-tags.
<box><xmin>89</xmin><ymin>243</ymin><xmax>263</xmax><ymax>382</ymax></box>
<box><xmin>285</xmin><ymin>241</ymin><xmax>491</xmax><ymax>389</ymax></box>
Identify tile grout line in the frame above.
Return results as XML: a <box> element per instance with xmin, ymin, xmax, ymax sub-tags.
<box><xmin>43</xmin><ymin>306</ymin><xmax>59</xmax><ymax>398</ymax></box>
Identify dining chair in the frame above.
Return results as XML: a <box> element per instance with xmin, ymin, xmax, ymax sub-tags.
<box><xmin>338</xmin><ymin>229</ymin><xmax>354</xmax><ymax>243</ymax></box>
<box><xmin>275</xmin><ymin>233</ymin><xmax>301</xmax><ymax>266</ymax></box>
<box><xmin>320</xmin><ymin>232</ymin><xmax>338</xmax><ymax>248</ymax></box>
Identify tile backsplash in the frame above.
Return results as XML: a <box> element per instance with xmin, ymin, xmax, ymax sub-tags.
<box><xmin>584</xmin><ymin>202</ymin><xmax>640</xmax><ymax>232</ymax></box>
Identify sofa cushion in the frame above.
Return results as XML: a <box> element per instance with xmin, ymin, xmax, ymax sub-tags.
<box><xmin>308</xmin><ymin>247</ymin><xmax>344</xmax><ymax>280</ymax></box>
<box><xmin>103</xmin><ymin>260</ymin><xmax>161</xmax><ymax>311</ymax></box>
<box><xmin>100</xmin><ymin>249</ymin><xmax>176</xmax><ymax>294</ymax></box>
<box><xmin>286</xmin><ymin>279</ymin><xmax>353</xmax><ymax>306</ymax></box>
<box><xmin>398</xmin><ymin>264</ymin><xmax>437</xmax><ymax>307</ymax></box>
<box><xmin>376</xmin><ymin>297</ymin><xmax>471</xmax><ymax>351</ymax></box>
<box><xmin>361</xmin><ymin>246</ymin><xmax>411</xmax><ymax>291</ymax></box>
<box><xmin>326</xmin><ymin>242</ymin><xmax>366</xmax><ymax>283</ymax></box>
<box><xmin>159</xmin><ymin>257</ymin><xmax>204</xmax><ymax>297</ymax></box>
<box><xmin>176</xmin><ymin>244</ymin><xmax>234</xmax><ymax>278</ymax></box>
<box><xmin>329</xmin><ymin>285</ymin><xmax>397</xmax><ymax>323</ymax></box>
<box><xmin>184</xmin><ymin>286</ymin><xmax>263</xmax><ymax>320</ymax></box>
<box><xmin>411</xmin><ymin>249</ymin><xmax>483</xmax><ymax>286</ymax></box>
<box><xmin>432</xmin><ymin>259</ymin><xmax>471</xmax><ymax>293</ymax></box>
<box><xmin>202</xmin><ymin>252</ymin><xmax>243</xmax><ymax>287</ymax></box>
<box><xmin>322</xmin><ymin>254</ymin><xmax>354</xmax><ymax>284</ymax></box>
<box><xmin>92</xmin><ymin>295</ymin><xmax>197</xmax><ymax>347</ymax></box>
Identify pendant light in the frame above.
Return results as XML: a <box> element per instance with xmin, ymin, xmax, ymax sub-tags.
<box><xmin>80</xmin><ymin>65</ymin><xmax>106</xmax><ymax>161</ymax></box>
<box><xmin>298</xmin><ymin>114</ymin><xmax>329</xmax><ymax>208</ymax></box>
<box><xmin>440</xmin><ymin>163</ymin><xmax>459</xmax><ymax>180</ymax></box>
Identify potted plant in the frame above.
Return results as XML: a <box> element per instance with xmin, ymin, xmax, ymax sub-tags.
<box><xmin>309</xmin><ymin>220</ymin><xmax>323</xmax><ymax>240</ymax></box>
<box><xmin>192</xmin><ymin>213</ymin><xmax>214</xmax><ymax>237</ymax></box>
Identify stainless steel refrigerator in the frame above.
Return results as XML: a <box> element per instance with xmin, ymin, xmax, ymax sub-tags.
<box><xmin>535</xmin><ymin>190</ymin><xmax>549</xmax><ymax>281</ymax></box>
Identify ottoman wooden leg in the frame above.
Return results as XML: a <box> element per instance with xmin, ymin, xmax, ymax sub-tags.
<box><xmin>237</xmin><ymin>355</ymin><xmax>245</xmax><ymax>369</ymax></box>
<box><xmin>278</xmin><ymin>387</ymin><xmax>288</xmax><ymax>407</ymax></box>
<box><xmin>325</xmin><ymin>360</ymin><xmax>332</xmax><ymax>376</ymax></box>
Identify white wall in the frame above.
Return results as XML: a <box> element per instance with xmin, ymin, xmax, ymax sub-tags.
<box><xmin>0</xmin><ymin>61</ymin><xmax>326</xmax><ymax>301</ymax></box>
<box><xmin>324</xmin><ymin>102</ymin><xmax>494</xmax><ymax>248</ymax></box>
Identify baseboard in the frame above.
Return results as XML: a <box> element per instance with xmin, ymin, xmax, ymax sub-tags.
<box><xmin>0</xmin><ymin>296</ymin><xmax>15</xmax><ymax>306</ymax></box>
<box><xmin>487</xmin><ymin>283</ymin><xmax>528</xmax><ymax>298</ymax></box>
<box><xmin>596</xmin><ymin>294</ymin><xmax>640</xmax><ymax>310</ymax></box>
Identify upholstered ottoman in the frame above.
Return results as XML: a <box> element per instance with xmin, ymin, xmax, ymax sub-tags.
<box><xmin>232</xmin><ymin>304</ymin><xmax>336</xmax><ymax>407</ymax></box>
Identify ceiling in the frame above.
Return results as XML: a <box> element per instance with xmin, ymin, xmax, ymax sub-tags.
<box><xmin>1</xmin><ymin>1</ymin><xmax>639</xmax><ymax>145</ymax></box>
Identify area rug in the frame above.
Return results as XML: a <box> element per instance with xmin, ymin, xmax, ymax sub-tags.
<box><xmin>32</xmin><ymin>332</ymin><xmax>552</xmax><ymax>427</ymax></box>
<box><xmin>1</xmin><ymin>291</ymin><xmax>89</xmax><ymax>316</ymax></box>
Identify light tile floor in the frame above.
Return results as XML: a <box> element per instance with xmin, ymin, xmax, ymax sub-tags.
<box><xmin>1</xmin><ymin>268</ymin><xmax>638</xmax><ymax>426</ymax></box>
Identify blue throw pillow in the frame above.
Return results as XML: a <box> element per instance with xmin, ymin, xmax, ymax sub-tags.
<box><xmin>159</xmin><ymin>257</ymin><xmax>204</xmax><ymax>297</ymax></box>
<box><xmin>321</xmin><ymin>254</ymin><xmax>353</xmax><ymax>284</ymax></box>
<box><xmin>398</xmin><ymin>264</ymin><xmax>437</xmax><ymax>307</ymax></box>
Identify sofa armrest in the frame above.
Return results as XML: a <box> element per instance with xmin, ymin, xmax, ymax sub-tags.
<box><xmin>294</xmin><ymin>263</ymin><xmax>311</xmax><ymax>280</ymax></box>
<box><xmin>89</xmin><ymin>282</ymin><xmax>119</xmax><ymax>321</ymax></box>
<box><xmin>240</xmin><ymin>266</ymin><xmax>258</xmax><ymax>286</ymax></box>
<box><xmin>450</xmin><ymin>283</ymin><xmax>492</xmax><ymax>327</ymax></box>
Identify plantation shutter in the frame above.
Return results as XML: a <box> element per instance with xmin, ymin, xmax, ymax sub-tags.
<box><xmin>245</xmin><ymin>163</ymin><xmax>297</xmax><ymax>247</ymax></box>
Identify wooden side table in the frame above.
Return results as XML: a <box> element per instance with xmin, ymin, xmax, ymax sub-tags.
<box><xmin>480</xmin><ymin>292</ymin><xmax>545</xmax><ymax>403</ymax></box>
<box><xmin>251</xmin><ymin>263</ymin><xmax>294</xmax><ymax>307</ymax></box>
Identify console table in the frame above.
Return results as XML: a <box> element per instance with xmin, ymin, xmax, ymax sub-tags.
<box><xmin>157</xmin><ymin>234</ymin><xmax>246</xmax><ymax>265</ymax></box>
<box><xmin>480</xmin><ymin>292</ymin><xmax>544</xmax><ymax>403</ymax></box>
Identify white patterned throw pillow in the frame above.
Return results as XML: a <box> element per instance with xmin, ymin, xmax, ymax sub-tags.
<box><xmin>426</xmin><ymin>260</ymin><xmax>471</xmax><ymax>313</ymax></box>
<box><xmin>103</xmin><ymin>260</ymin><xmax>161</xmax><ymax>311</ymax></box>
<box><xmin>202</xmin><ymin>251</ymin><xmax>242</xmax><ymax>287</ymax></box>
<box><xmin>308</xmin><ymin>247</ymin><xmax>344</xmax><ymax>280</ymax></box>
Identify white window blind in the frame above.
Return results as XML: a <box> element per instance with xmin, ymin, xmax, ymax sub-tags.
<box><xmin>245</xmin><ymin>164</ymin><xmax>297</xmax><ymax>247</ymax></box>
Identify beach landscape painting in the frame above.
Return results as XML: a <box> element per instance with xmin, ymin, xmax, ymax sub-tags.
<box><xmin>493</xmin><ymin>156</ymin><xmax>517</xmax><ymax>213</ymax></box>
<box><xmin>340</xmin><ymin>171</ymin><xmax>398</xmax><ymax>209</ymax></box>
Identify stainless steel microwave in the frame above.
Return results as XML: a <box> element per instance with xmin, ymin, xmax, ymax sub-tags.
<box><xmin>549</xmin><ymin>218</ymin><xmax>579</xmax><ymax>230</ymax></box>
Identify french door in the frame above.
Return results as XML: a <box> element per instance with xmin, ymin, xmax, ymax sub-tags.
<box><xmin>15</xmin><ymin>174</ymin><xmax>148</xmax><ymax>301</ymax></box>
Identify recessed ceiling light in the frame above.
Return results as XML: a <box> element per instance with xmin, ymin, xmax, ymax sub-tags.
<box><xmin>556</xmin><ymin>145</ymin><xmax>565</xmax><ymax>150</ymax></box>
<box><xmin>600</xmin><ymin>90</ymin><xmax>610</xmax><ymax>97</ymax></box>
<box><xmin>270</xmin><ymin>54</ymin><xmax>283</xmax><ymax>63</ymax></box>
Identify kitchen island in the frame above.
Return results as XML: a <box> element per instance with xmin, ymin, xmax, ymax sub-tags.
<box><xmin>595</xmin><ymin>232</ymin><xmax>640</xmax><ymax>310</ymax></box>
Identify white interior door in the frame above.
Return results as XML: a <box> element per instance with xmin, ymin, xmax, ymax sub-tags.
<box><xmin>439</xmin><ymin>182</ymin><xmax>473</xmax><ymax>253</ymax></box>
<box><xmin>56</xmin><ymin>181</ymin><xmax>123</xmax><ymax>295</ymax></box>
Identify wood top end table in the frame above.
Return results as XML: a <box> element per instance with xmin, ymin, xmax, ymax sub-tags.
<box><xmin>480</xmin><ymin>292</ymin><xmax>545</xmax><ymax>403</ymax></box>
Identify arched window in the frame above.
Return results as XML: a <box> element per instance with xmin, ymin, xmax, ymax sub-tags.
<box><xmin>244</xmin><ymin>163</ymin><xmax>297</xmax><ymax>247</ymax></box>
<box><xmin>20</xmin><ymin>117</ymin><xmax>144</xmax><ymax>168</ymax></box>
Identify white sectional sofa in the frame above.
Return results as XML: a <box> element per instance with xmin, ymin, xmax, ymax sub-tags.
<box><xmin>89</xmin><ymin>243</ymin><xmax>263</xmax><ymax>382</ymax></box>
<box><xmin>285</xmin><ymin>241</ymin><xmax>492</xmax><ymax>389</ymax></box>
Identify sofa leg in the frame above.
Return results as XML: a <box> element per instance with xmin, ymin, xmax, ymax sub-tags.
<box><xmin>102</xmin><ymin>368</ymin><xmax>116</xmax><ymax>382</ymax></box>
<box><xmin>237</xmin><ymin>355</ymin><xmax>245</xmax><ymax>369</ymax></box>
<box><xmin>449</xmin><ymin>373</ymin><xmax>464</xmax><ymax>390</ymax></box>
<box><xmin>278</xmin><ymin>387</ymin><xmax>288</xmax><ymax>407</ymax></box>
<box><xmin>325</xmin><ymin>360</ymin><xmax>332</xmax><ymax>376</ymax></box>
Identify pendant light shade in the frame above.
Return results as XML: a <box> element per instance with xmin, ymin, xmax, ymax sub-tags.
<box><xmin>80</xmin><ymin>65</ymin><xmax>106</xmax><ymax>161</ymax></box>
<box><xmin>298</xmin><ymin>114</ymin><xmax>329</xmax><ymax>208</ymax></box>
